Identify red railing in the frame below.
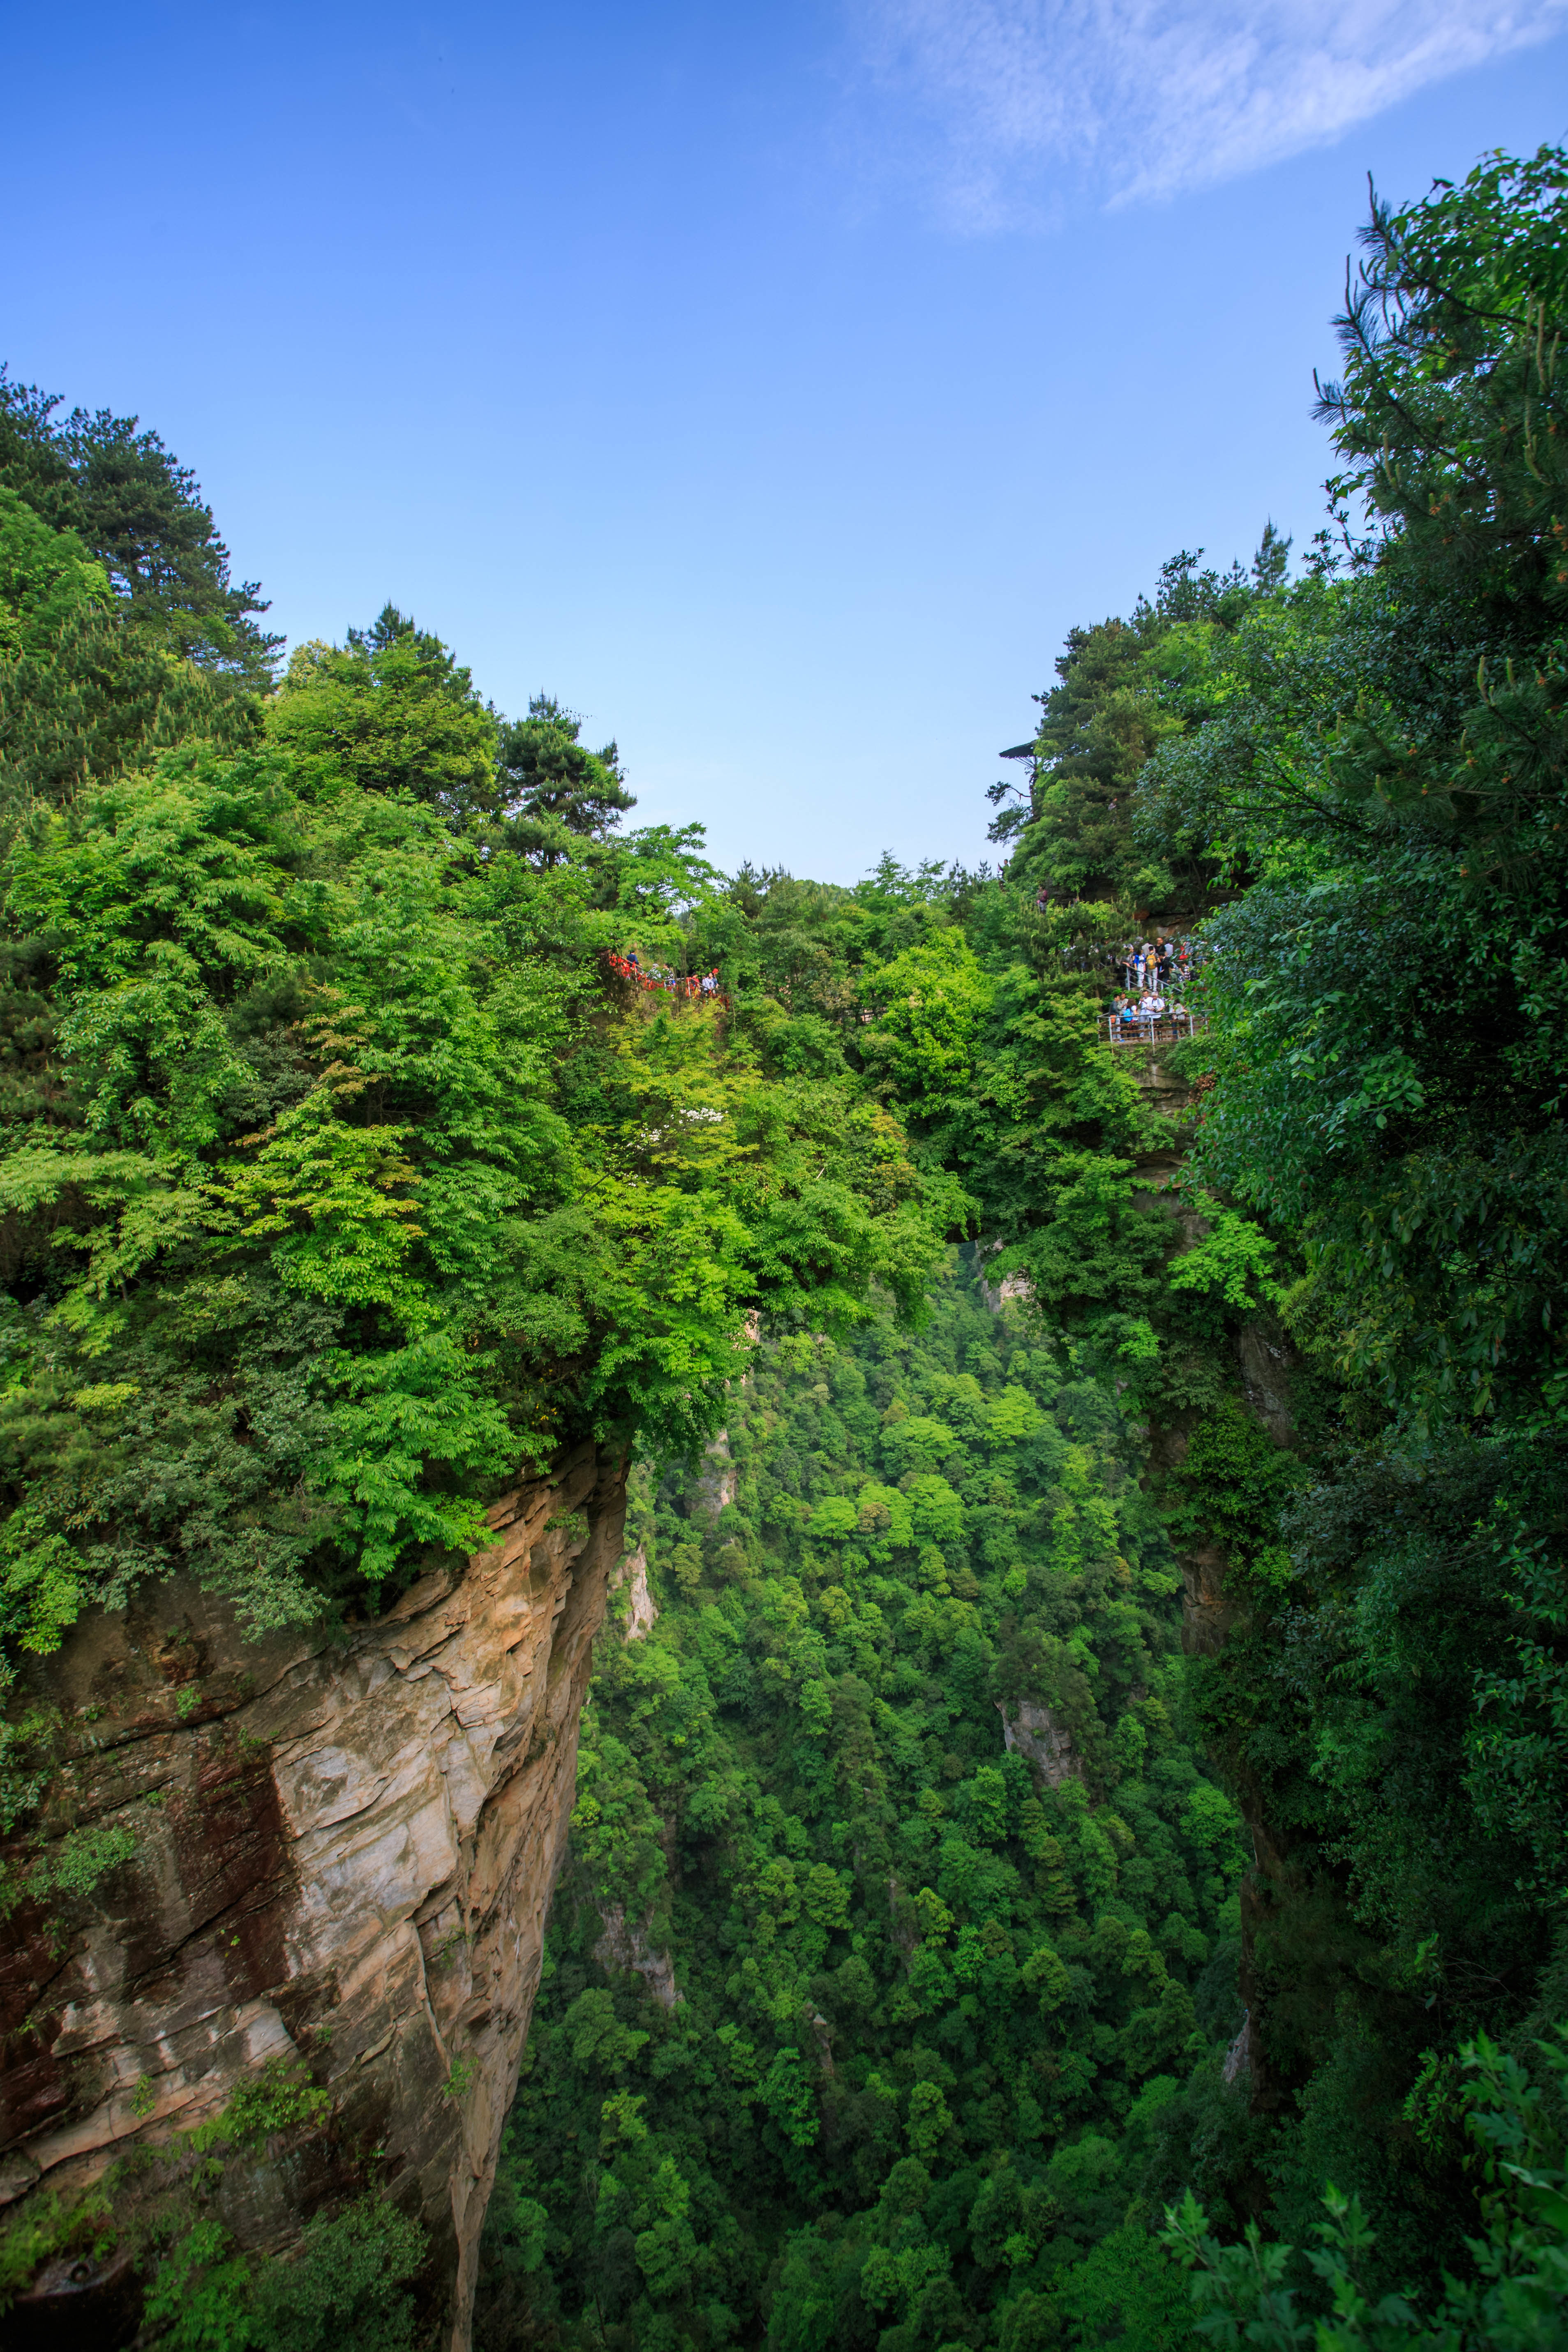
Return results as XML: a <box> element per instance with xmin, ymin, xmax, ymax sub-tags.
<box><xmin>603</xmin><ymin>952</ymin><xmax>730</xmax><ymax>1008</ymax></box>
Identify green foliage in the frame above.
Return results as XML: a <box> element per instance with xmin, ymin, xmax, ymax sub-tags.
<box><xmin>1143</xmin><ymin>149</ymin><xmax>1568</xmax><ymax>1429</ymax></box>
<box><xmin>495</xmin><ymin>693</ymin><xmax>637</xmax><ymax>863</ymax></box>
<box><xmin>1162</xmin><ymin>1400</ymin><xmax>1307</xmax><ymax>1586</ymax></box>
<box><xmin>0</xmin><ymin>1704</ymin><xmax>51</xmax><ymax>1831</ymax></box>
<box><xmin>267</xmin><ymin>607</ymin><xmax>499</xmax><ymax>826</ymax></box>
<box><xmin>142</xmin><ymin>2196</ymin><xmax>426</xmax><ymax>2352</ymax></box>
<box><xmin>1162</xmin><ymin>2030</ymin><xmax>1568</xmax><ymax>2350</ymax></box>
<box><xmin>484</xmin><ymin>1262</ymin><xmax>1248</xmax><ymax>2347</ymax></box>
<box><xmin>16</xmin><ymin>1815</ymin><xmax>138</xmax><ymax>1907</ymax></box>
<box><xmin>477</xmin><ymin>146</ymin><xmax>1568</xmax><ymax>2352</ymax></box>
<box><xmin>1166</xmin><ymin>1202</ymin><xmax>1282</xmax><ymax>1326</ymax></box>
<box><xmin>0</xmin><ymin>2050</ymin><xmax>404</xmax><ymax>2343</ymax></box>
<box><xmin>17</xmin><ymin>152</ymin><xmax>1568</xmax><ymax>2352</ymax></box>
<box><xmin>565</xmin><ymin>1987</ymin><xmax>651</xmax><ymax>2076</ymax></box>
<box><xmin>991</xmin><ymin>546</ymin><xmax>1279</xmax><ymax>912</ymax></box>
<box><xmin>1104</xmin><ymin>143</ymin><xmax>1568</xmax><ymax>2324</ymax></box>
<box><xmin>0</xmin><ymin>558</ymin><xmax>946</xmax><ymax>1677</ymax></box>
<box><xmin>186</xmin><ymin>2060</ymin><xmax>332</xmax><ymax>2156</ymax></box>
<box><xmin>865</xmin><ymin>928</ymin><xmax>995</xmax><ymax>1122</ymax></box>
<box><xmin>0</xmin><ymin>2180</ymin><xmax>114</xmax><ymax>2314</ymax></box>
<box><xmin>0</xmin><ymin>366</ymin><xmax>281</xmax><ymax>687</ymax></box>
<box><xmin>1051</xmin><ymin>2220</ymin><xmax>1196</xmax><ymax>2350</ymax></box>
<box><xmin>0</xmin><ymin>483</ymin><xmax>259</xmax><ymax>814</ymax></box>
<box><xmin>248</xmin><ymin>2198</ymin><xmax>427</xmax><ymax>2352</ymax></box>
<box><xmin>139</xmin><ymin>2214</ymin><xmax>260</xmax><ymax>2352</ymax></box>
<box><xmin>1468</xmin><ymin>1525</ymin><xmax>1568</xmax><ymax>1900</ymax></box>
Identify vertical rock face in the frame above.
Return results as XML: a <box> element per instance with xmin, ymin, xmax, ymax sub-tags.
<box><xmin>0</xmin><ymin>1440</ymin><xmax>628</xmax><ymax>2352</ymax></box>
<box><xmin>1238</xmin><ymin>1317</ymin><xmax>1296</xmax><ymax>1451</ymax></box>
<box><xmin>611</xmin><ymin>1542</ymin><xmax>658</xmax><ymax>1643</ymax></box>
<box><xmin>996</xmin><ymin>1699</ymin><xmax>1081</xmax><ymax>1788</ymax></box>
<box><xmin>691</xmin><ymin>1427</ymin><xmax>737</xmax><ymax>1518</ymax></box>
<box><xmin>591</xmin><ymin>1904</ymin><xmax>680</xmax><ymax>2010</ymax></box>
<box><xmin>1178</xmin><ymin>1540</ymin><xmax>1239</xmax><ymax>1657</ymax></box>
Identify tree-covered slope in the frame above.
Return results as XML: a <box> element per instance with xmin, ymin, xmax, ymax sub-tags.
<box><xmin>480</xmin><ymin>1256</ymin><xmax>1247</xmax><ymax>2352</ymax></box>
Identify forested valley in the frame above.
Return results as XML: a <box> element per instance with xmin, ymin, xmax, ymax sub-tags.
<box><xmin>1</xmin><ymin>147</ymin><xmax>1567</xmax><ymax>2352</ymax></box>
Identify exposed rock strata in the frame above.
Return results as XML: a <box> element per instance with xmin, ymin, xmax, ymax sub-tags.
<box><xmin>997</xmin><ymin>1699</ymin><xmax>1080</xmax><ymax>1788</ymax></box>
<box><xmin>611</xmin><ymin>1541</ymin><xmax>658</xmax><ymax>1642</ymax></box>
<box><xmin>591</xmin><ymin>1903</ymin><xmax>680</xmax><ymax>2010</ymax></box>
<box><xmin>690</xmin><ymin>1428</ymin><xmax>737</xmax><ymax>1519</ymax></box>
<box><xmin>1178</xmin><ymin>1540</ymin><xmax>1239</xmax><ymax>1657</ymax></box>
<box><xmin>0</xmin><ymin>1440</ymin><xmax>628</xmax><ymax>2352</ymax></box>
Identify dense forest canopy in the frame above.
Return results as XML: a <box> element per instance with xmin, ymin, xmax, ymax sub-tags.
<box><xmin>2</xmin><ymin>143</ymin><xmax>1568</xmax><ymax>2352</ymax></box>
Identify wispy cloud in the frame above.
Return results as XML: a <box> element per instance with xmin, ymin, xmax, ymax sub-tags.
<box><xmin>851</xmin><ymin>0</ymin><xmax>1568</xmax><ymax>224</ymax></box>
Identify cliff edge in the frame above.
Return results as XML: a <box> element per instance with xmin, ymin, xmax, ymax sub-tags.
<box><xmin>0</xmin><ymin>1439</ymin><xmax>628</xmax><ymax>2350</ymax></box>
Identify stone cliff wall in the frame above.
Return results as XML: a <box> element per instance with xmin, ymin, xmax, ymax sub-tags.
<box><xmin>0</xmin><ymin>1440</ymin><xmax>628</xmax><ymax>2351</ymax></box>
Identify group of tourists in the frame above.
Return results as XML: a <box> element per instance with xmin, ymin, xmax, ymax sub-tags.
<box><xmin>605</xmin><ymin>950</ymin><xmax>728</xmax><ymax>1005</ymax></box>
<box><xmin>1106</xmin><ymin>932</ymin><xmax>1205</xmax><ymax>1039</ymax></box>
<box><xmin>1120</xmin><ymin>932</ymin><xmax>1199</xmax><ymax>995</ymax></box>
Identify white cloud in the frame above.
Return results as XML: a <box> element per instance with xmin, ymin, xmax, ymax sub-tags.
<box><xmin>851</xmin><ymin>0</ymin><xmax>1568</xmax><ymax>222</ymax></box>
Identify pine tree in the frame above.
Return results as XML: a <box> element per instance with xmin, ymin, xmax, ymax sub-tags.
<box><xmin>0</xmin><ymin>366</ymin><xmax>281</xmax><ymax>689</ymax></box>
<box><xmin>0</xmin><ymin>487</ymin><xmax>259</xmax><ymax>817</ymax></box>
<box><xmin>495</xmin><ymin>694</ymin><xmax>635</xmax><ymax>864</ymax></box>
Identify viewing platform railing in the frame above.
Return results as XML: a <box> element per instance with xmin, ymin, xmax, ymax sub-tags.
<box><xmin>1102</xmin><ymin>1012</ymin><xmax>1207</xmax><ymax>1045</ymax></box>
<box><xmin>604</xmin><ymin>952</ymin><xmax>731</xmax><ymax>1008</ymax></box>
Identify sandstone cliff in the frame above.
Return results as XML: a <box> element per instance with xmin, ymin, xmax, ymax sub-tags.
<box><xmin>0</xmin><ymin>1439</ymin><xmax>628</xmax><ymax>2350</ymax></box>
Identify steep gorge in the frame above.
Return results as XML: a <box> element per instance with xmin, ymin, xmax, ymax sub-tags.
<box><xmin>6</xmin><ymin>142</ymin><xmax>1568</xmax><ymax>2340</ymax></box>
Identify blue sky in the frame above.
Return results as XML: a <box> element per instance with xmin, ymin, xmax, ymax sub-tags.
<box><xmin>5</xmin><ymin>2</ymin><xmax>1566</xmax><ymax>879</ymax></box>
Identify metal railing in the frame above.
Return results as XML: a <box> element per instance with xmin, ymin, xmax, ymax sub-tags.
<box><xmin>1102</xmin><ymin>1013</ymin><xmax>1207</xmax><ymax>1045</ymax></box>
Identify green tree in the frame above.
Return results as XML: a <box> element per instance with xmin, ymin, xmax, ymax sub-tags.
<box><xmin>0</xmin><ymin>487</ymin><xmax>259</xmax><ymax>815</ymax></box>
<box><xmin>495</xmin><ymin>693</ymin><xmax>636</xmax><ymax>863</ymax></box>
<box><xmin>0</xmin><ymin>366</ymin><xmax>280</xmax><ymax>687</ymax></box>
<box><xmin>266</xmin><ymin>605</ymin><xmax>499</xmax><ymax>824</ymax></box>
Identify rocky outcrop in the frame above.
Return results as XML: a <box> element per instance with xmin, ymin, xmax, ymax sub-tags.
<box><xmin>1222</xmin><ymin>2008</ymin><xmax>1252</xmax><ymax>2085</ymax></box>
<box><xmin>1132</xmin><ymin>1052</ymin><xmax>1204</xmax><ymax>1116</ymax></box>
<box><xmin>611</xmin><ymin>1542</ymin><xmax>658</xmax><ymax>1642</ymax></box>
<box><xmin>592</xmin><ymin>1904</ymin><xmax>680</xmax><ymax>2010</ymax></box>
<box><xmin>1178</xmin><ymin>1540</ymin><xmax>1240</xmax><ymax>1657</ymax></box>
<box><xmin>997</xmin><ymin>1699</ymin><xmax>1080</xmax><ymax>1788</ymax></box>
<box><xmin>978</xmin><ymin>1267</ymin><xmax>1031</xmax><ymax>1314</ymax></box>
<box><xmin>0</xmin><ymin>1440</ymin><xmax>628</xmax><ymax>2352</ymax></box>
<box><xmin>976</xmin><ymin>1241</ymin><xmax>1030</xmax><ymax>1315</ymax></box>
<box><xmin>1238</xmin><ymin>1317</ymin><xmax>1296</xmax><ymax>1450</ymax></box>
<box><xmin>690</xmin><ymin>1429</ymin><xmax>737</xmax><ymax>1519</ymax></box>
